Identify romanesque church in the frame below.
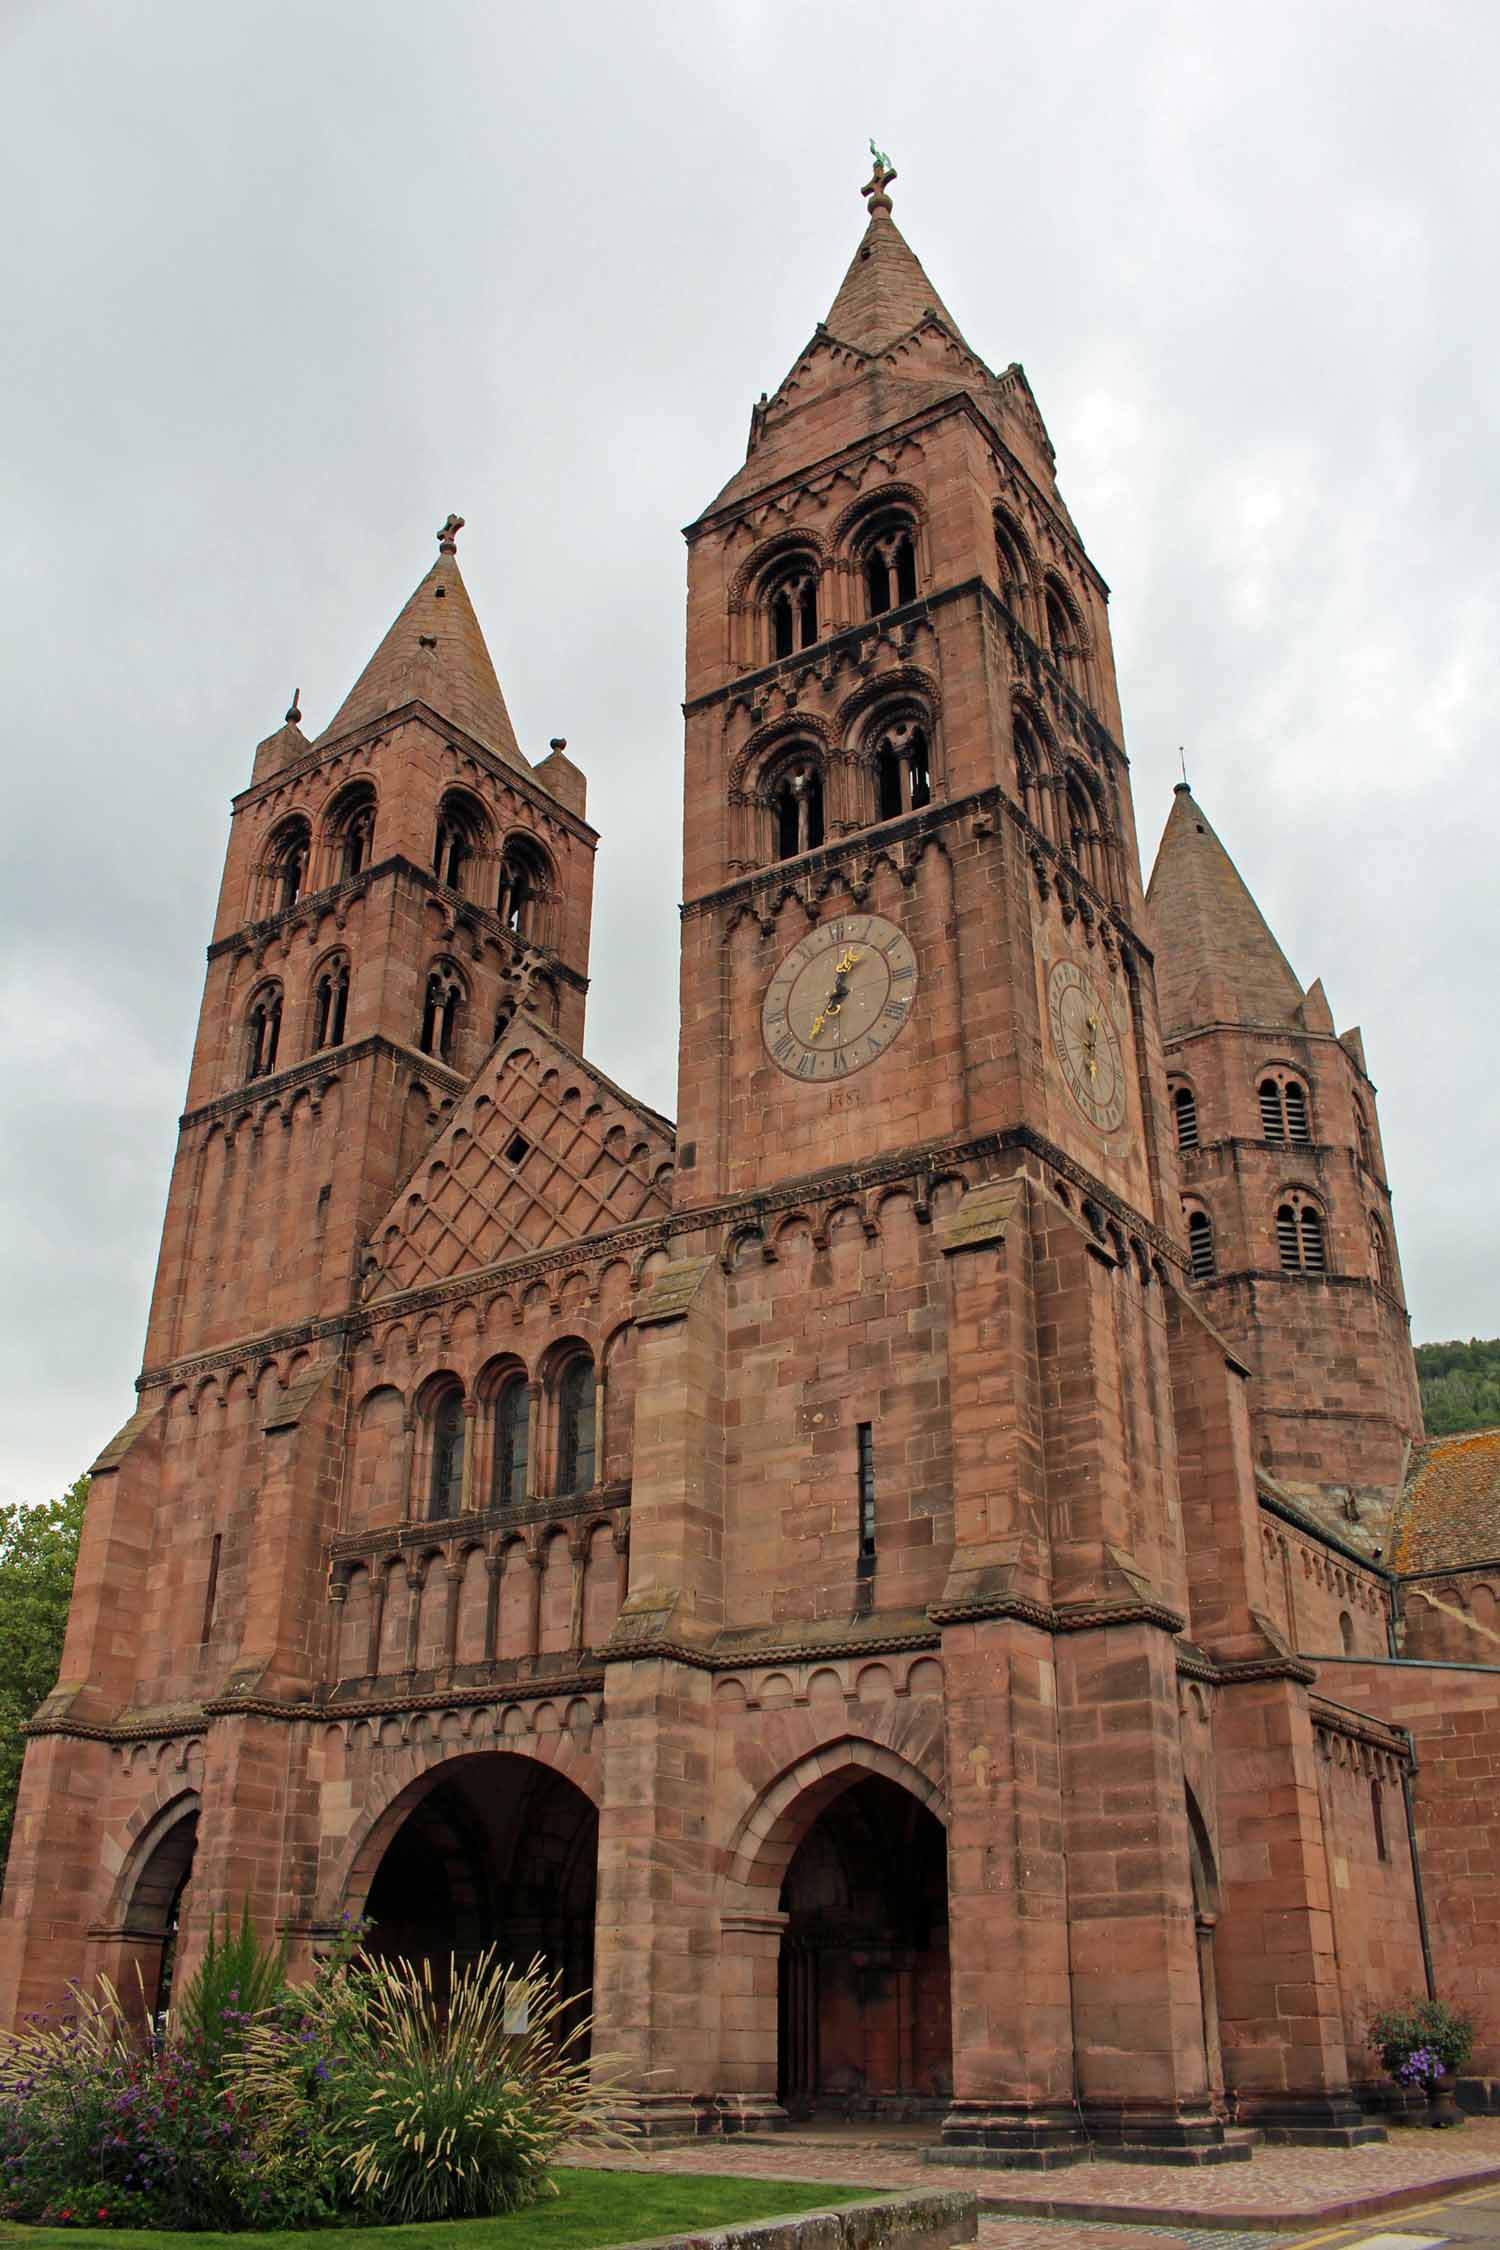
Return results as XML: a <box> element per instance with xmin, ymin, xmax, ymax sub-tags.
<box><xmin>4</xmin><ymin>159</ymin><xmax>1497</xmax><ymax>2160</ymax></box>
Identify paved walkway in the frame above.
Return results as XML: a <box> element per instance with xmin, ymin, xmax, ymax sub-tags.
<box><xmin>573</xmin><ymin>2117</ymin><xmax>1500</xmax><ymax>2234</ymax></box>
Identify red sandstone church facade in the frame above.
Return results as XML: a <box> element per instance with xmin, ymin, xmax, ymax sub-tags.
<box><xmin>5</xmin><ymin>160</ymin><xmax>1498</xmax><ymax>2160</ymax></box>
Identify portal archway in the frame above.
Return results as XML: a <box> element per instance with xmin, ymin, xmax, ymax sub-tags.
<box><xmin>776</xmin><ymin>1772</ymin><xmax>951</xmax><ymax>2118</ymax></box>
<box><xmin>350</xmin><ymin>1753</ymin><xmax>597</xmax><ymax>2045</ymax></box>
<box><xmin>112</xmin><ymin>1796</ymin><xmax>199</xmax><ymax>2021</ymax></box>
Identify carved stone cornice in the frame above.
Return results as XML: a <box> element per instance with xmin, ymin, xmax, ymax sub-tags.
<box><xmin>329</xmin><ymin>1485</ymin><xmax>629</xmax><ymax>1563</ymax></box>
<box><xmin>177</xmin><ymin>1034</ymin><xmax>464</xmax><ymax>1135</ymax></box>
<box><xmin>134</xmin><ymin>1119</ymin><xmax>1191</xmax><ymax>1395</ymax></box>
<box><xmin>232</xmin><ymin>702</ymin><xmax>599</xmax><ymax>846</ymax></box>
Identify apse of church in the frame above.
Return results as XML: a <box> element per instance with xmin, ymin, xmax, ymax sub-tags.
<box><xmin>4</xmin><ymin>154</ymin><xmax>1493</xmax><ymax>2153</ymax></box>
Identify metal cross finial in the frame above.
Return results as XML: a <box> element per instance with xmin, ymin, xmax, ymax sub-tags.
<box><xmin>1179</xmin><ymin>745</ymin><xmax>1189</xmax><ymax>787</ymax></box>
<box><xmin>863</xmin><ymin>139</ymin><xmax>897</xmax><ymax>216</ymax></box>
<box><xmin>437</xmin><ymin>512</ymin><xmax>465</xmax><ymax>554</ymax></box>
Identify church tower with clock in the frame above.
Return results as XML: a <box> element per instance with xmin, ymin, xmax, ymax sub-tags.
<box><xmin>4</xmin><ymin>155</ymin><xmax>1458</xmax><ymax>2162</ymax></box>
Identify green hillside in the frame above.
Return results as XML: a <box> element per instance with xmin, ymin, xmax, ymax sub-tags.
<box><xmin>1416</xmin><ymin>1337</ymin><xmax>1500</xmax><ymax>1436</ymax></box>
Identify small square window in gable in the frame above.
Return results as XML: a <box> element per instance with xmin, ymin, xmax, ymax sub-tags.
<box><xmin>505</xmin><ymin>1131</ymin><xmax>530</xmax><ymax>1167</ymax></box>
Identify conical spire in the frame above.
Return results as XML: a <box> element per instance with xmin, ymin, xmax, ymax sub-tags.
<box><xmin>1146</xmin><ymin>785</ymin><xmax>1306</xmax><ymax>1038</ymax></box>
<box><xmin>317</xmin><ymin>516</ymin><xmax>527</xmax><ymax>772</ymax></box>
<box><xmin>822</xmin><ymin>148</ymin><xmax>968</xmax><ymax>354</ymax></box>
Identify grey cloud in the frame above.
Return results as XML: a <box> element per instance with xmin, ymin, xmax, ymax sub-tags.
<box><xmin>2</xmin><ymin>0</ymin><xmax>1495</xmax><ymax>1504</ymax></box>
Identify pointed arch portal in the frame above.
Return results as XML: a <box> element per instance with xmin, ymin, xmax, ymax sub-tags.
<box><xmin>774</xmin><ymin>1771</ymin><xmax>951</xmax><ymax>2117</ymax></box>
<box><xmin>352</xmin><ymin>1753</ymin><xmax>598</xmax><ymax>2048</ymax></box>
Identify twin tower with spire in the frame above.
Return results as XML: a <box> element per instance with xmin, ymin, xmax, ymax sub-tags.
<box><xmin>1</xmin><ymin>156</ymin><xmax>1427</xmax><ymax>2158</ymax></box>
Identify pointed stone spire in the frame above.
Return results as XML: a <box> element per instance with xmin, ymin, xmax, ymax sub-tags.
<box><xmin>1145</xmin><ymin>784</ymin><xmax>1307</xmax><ymax>1038</ymax></box>
<box><xmin>317</xmin><ymin>516</ymin><xmax>527</xmax><ymax>772</ymax></box>
<box><xmin>821</xmin><ymin>144</ymin><xmax>968</xmax><ymax>355</ymax></box>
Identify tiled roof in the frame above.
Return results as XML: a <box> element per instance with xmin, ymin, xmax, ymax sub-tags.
<box><xmin>317</xmin><ymin>545</ymin><xmax>528</xmax><ymax>775</ymax></box>
<box><xmin>1145</xmin><ymin>785</ymin><xmax>1306</xmax><ymax>1037</ymax></box>
<box><xmin>1392</xmin><ymin>1427</ymin><xmax>1500</xmax><ymax>1571</ymax></box>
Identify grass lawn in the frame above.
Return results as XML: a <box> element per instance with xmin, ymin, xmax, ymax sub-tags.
<box><xmin>0</xmin><ymin>2166</ymin><xmax>878</xmax><ymax>2250</ymax></box>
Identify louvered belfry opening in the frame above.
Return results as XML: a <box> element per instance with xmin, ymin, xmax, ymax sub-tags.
<box><xmin>1174</xmin><ymin>1085</ymin><xmax>1199</xmax><ymax>1150</ymax></box>
<box><xmin>1188</xmin><ymin>1209</ymin><xmax>1215</xmax><ymax>1280</ymax></box>
<box><xmin>1284</xmin><ymin>1080</ymin><xmax>1310</xmax><ymax>1141</ymax></box>
<box><xmin>1276</xmin><ymin>1204</ymin><xmax>1301</xmax><ymax>1270</ymax></box>
<box><xmin>1300</xmin><ymin>1205</ymin><xmax>1326</xmax><ymax>1271</ymax></box>
<box><xmin>1259</xmin><ymin>1080</ymin><xmax>1286</xmax><ymax>1141</ymax></box>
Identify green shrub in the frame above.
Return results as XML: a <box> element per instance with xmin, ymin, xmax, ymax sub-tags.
<box><xmin>1370</xmin><ymin>1997</ymin><xmax>1478</xmax><ymax>2082</ymax></box>
<box><xmin>0</xmin><ymin>1978</ymin><xmax>263</xmax><ymax>2228</ymax></box>
<box><xmin>179</xmin><ymin>1905</ymin><xmax>288</xmax><ymax>2074</ymax></box>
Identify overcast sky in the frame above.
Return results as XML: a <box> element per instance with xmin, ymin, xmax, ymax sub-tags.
<box><xmin>3</xmin><ymin>0</ymin><xmax>1497</xmax><ymax>1508</ymax></box>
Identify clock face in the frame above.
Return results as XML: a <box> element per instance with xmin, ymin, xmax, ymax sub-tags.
<box><xmin>762</xmin><ymin>913</ymin><xmax>918</xmax><ymax>1081</ymax></box>
<box><xmin>1047</xmin><ymin>958</ymin><xmax>1127</xmax><ymax>1133</ymax></box>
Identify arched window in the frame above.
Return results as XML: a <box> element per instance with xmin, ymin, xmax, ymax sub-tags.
<box><xmin>1173</xmin><ymin>1085</ymin><xmax>1200</xmax><ymax>1151</ymax></box>
<box><xmin>766</xmin><ymin>563</ymin><xmax>819</xmax><ymax>659</ymax></box>
<box><xmin>1355</xmin><ymin>1103</ymin><xmax>1375</xmax><ymax>1172</ymax></box>
<box><xmin>1370</xmin><ymin>1213</ymin><xmax>1392</xmax><ymax>1291</ymax></box>
<box><xmin>1013</xmin><ymin>709</ymin><xmax>1044</xmax><ymax>831</ymax></box>
<box><xmin>769</xmin><ymin>756</ymin><xmax>824</xmax><ymax>861</ymax></box>
<box><xmin>1339</xmin><ymin>1610</ymin><xmax>1355</xmax><ymax>1655</ymax></box>
<box><xmin>328</xmin><ymin>784</ymin><xmax>376</xmax><ymax>882</ymax></box>
<box><xmin>245</xmin><ymin>985</ymin><xmax>282</xmax><ymax>1080</ymax></box>
<box><xmin>428</xmin><ymin>1387</ymin><xmax>466</xmax><ymax>1519</ymax></box>
<box><xmin>1044</xmin><ymin>583</ymin><xmax>1081</xmax><ymax>686</ymax></box>
<box><xmin>266</xmin><ymin>820</ymin><xmax>310</xmax><ymax>917</ymax></box>
<box><xmin>1259</xmin><ymin>1079</ymin><xmax>1287</xmax><ymax>1142</ymax></box>
<box><xmin>1276</xmin><ymin>1196</ymin><xmax>1327</xmax><ymax>1274</ymax></box>
<box><xmin>860</xmin><ymin>521</ymin><xmax>919</xmax><ymax>617</ymax></box>
<box><xmin>1284</xmin><ymin>1080</ymin><xmax>1310</xmax><ymax>1142</ymax></box>
<box><xmin>993</xmin><ymin>508</ymin><xmax>1028</xmax><ymax>610</ymax></box>
<box><xmin>310</xmin><ymin>957</ymin><xmax>349</xmax><ymax>1052</ymax></box>
<box><xmin>491</xmin><ymin>1375</ymin><xmax>530</xmax><ymax>1507</ymax></box>
<box><xmin>1063</xmin><ymin>771</ymin><xmax>1110</xmax><ymax>896</ymax></box>
<box><xmin>557</xmin><ymin>1358</ymin><xmax>597</xmax><ymax>1496</ymax></box>
<box><xmin>871</xmin><ymin>718</ymin><xmax>931</xmax><ymax>823</ymax></box>
<box><xmin>432</xmin><ymin>790</ymin><xmax>488</xmax><ymax>896</ymax></box>
<box><xmin>1187</xmin><ymin>1209</ymin><xmax>1216</xmax><ymax>1282</ymax></box>
<box><xmin>419</xmin><ymin>964</ymin><xmax>464</xmax><ymax>1063</ymax></box>
<box><xmin>497</xmin><ymin>837</ymin><xmax>552</xmax><ymax>942</ymax></box>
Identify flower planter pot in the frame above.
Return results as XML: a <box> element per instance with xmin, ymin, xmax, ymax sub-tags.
<box><xmin>1427</xmin><ymin>2072</ymin><xmax>1465</xmax><ymax>2129</ymax></box>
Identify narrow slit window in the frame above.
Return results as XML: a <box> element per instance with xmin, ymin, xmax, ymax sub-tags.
<box><xmin>200</xmin><ymin>1532</ymin><xmax>222</xmax><ymax>1645</ymax></box>
<box><xmin>1372</xmin><ymin>1779</ymin><xmax>1389</xmax><ymax>1862</ymax></box>
<box><xmin>857</xmin><ymin>1422</ymin><xmax>876</xmax><ymax>1558</ymax></box>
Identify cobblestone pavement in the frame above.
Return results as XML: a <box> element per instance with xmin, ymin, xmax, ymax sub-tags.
<box><xmin>570</xmin><ymin>2118</ymin><xmax>1500</xmax><ymax>2229</ymax></box>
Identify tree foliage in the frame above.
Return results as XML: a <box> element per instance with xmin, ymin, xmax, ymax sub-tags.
<box><xmin>0</xmin><ymin>1475</ymin><xmax>87</xmax><ymax>1880</ymax></box>
<box><xmin>1416</xmin><ymin>1339</ymin><xmax>1500</xmax><ymax>1437</ymax></box>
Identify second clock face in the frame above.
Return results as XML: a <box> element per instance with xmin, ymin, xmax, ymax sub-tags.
<box><xmin>762</xmin><ymin>913</ymin><xmax>918</xmax><ymax>1081</ymax></box>
<box><xmin>1047</xmin><ymin>957</ymin><xmax>1127</xmax><ymax>1133</ymax></box>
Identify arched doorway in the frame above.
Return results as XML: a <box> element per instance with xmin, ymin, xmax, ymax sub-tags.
<box><xmin>116</xmin><ymin>1801</ymin><xmax>199</xmax><ymax>2023</ymax></box>
<box><xmin>777</xmin><ymin>1773</ymin><xmax>951</xmax><ymax>2119</ymax></box>
<box><xmin>356</xmin><ymin>1755</ymin><xmax>597</xmax><ymax>2047</ymax></box>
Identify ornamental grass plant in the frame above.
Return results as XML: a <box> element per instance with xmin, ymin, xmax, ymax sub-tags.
<box><xmin>240</xmin><ymin>1946</ymin><xmax>632</xmax><ymax>2226</ymax></box>
<box><xmin>0</xmin><ymin>1917</ymin><xmax>629</xmax><ymax>2230</ymax></box>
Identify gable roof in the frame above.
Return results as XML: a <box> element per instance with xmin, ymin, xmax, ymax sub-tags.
<box><xmin>317</xmin><ymin>542</ymin><xmax>528</xmax><ymax>774</ymax></box>
<box><xmin>1146</xmin><ymin>785</ymin><xmax>1307</xmax><ymax>1039</ymax></box>
<box><xmin>1392</xmin><ymin>1428</ymin><xmax>1500</xmax><ymax>1572</ymax></box>
<box><xmin>366</xmin><ymin>1013</ymin><xmax>675</xmax><ymax>1299</ymax></box>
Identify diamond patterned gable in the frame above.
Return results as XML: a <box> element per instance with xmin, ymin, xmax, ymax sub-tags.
<box><xmin>367</xmin><ymin>1013</ymin><xmax>675</xmax><ymax>1297</ymax></box>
